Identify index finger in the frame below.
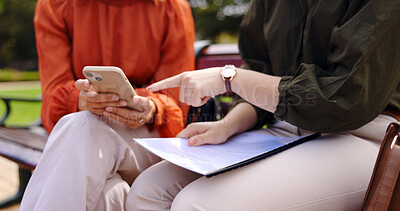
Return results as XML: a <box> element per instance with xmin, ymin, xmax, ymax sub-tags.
<box><xmin>177</xmin><ymin>123</ymin><xmax>206</xmax><ymax>138</ymax></box>
<box><xmin>146</xmin><ymin>74</ymin><xmax>183</xmax><ymax>92</ymax></box>
<box><xmin>75</xmin><ymin>79</ymin><xmax>92</xmax><ymax>91</ymax></box>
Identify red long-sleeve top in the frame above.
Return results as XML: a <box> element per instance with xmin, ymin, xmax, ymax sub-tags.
<box><xmin>34</xmin><ymin>0</ymin><xmax>195</xmax><ymax>137</ymax></box>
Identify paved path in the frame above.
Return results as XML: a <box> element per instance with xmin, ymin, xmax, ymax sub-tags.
<box><xmin>0</xmin><ymin>157</ymin><xmax>20</xmax><ymax>211</ymax></box>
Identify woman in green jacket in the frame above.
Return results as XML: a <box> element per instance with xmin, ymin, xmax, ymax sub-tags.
<box><xmin>132</xmin><ymin>0</ymin><xmax>400</xmax><ymax>210</ymax></box>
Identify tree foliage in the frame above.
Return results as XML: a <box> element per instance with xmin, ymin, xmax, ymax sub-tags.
<box><xmin>0</xmin><ymin>0</ymin><xmax>37</xmax><ymax>70</ymax></box>
<box><xmin>190</xmin><ymin>0</ymin><xmax>250</xmax><ymax>42</ymax></box>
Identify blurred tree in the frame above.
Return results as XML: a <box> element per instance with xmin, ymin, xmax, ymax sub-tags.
<box><xmin>0</xmin><ymin>0</ymin><xmax>248</xmax><ymax>71</ymax></box>
<box><xmin>190</xmin><ymin>0</ymin><xmax>250</xmax><ymax>43</ymax></box>
<box><xmin>0</xmin><ymin>0</ymin><xmax>37</xmax><ymax>70</ymax></box>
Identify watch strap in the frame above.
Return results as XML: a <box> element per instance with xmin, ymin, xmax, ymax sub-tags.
<box><xmin>221</xmin><ymin>64</ymin><xmax>236</xmax><ymax>94</ymax></box>
<box><xmin>224</xmin><ymin>78</ymin><xmax>232</xmax><ymax>94</ymax></box>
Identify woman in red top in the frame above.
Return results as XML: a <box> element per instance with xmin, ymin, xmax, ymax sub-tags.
<box><xmin>20</xmin><ymin>0</ymin><xmax>195</xmax><ymax>210</ymax></box>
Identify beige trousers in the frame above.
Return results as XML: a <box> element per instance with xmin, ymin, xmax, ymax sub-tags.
<box><xmin>127</xmin><ymin>114</ymin><xmax>396</xmax><ymax>211</ymax></box>
<box><xmin>20</xmin><ymin>111</ymin><xmax>161</xmax><ymax>211</ymax></box>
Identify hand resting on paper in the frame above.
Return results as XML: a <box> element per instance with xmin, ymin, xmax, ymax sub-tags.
<box><xmin>75</xmin><ymin>79</ymin><xmax>156</xmax><ymax>129</ymax></box>
<box><xmin>178</xmin><ymin>102</ymin><xmax>258</xmax><ymax>146</ymax></box>
<box><xmin>177</xmin><ymin>121</ymin><xmax>234</xmax><ymax>146</ymax></box>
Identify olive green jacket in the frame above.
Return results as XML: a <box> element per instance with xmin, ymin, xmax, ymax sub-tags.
<box><xmin>238</xmin><ymin>0</ymin><xmax>400</xmax><ymax>132</ymax></box>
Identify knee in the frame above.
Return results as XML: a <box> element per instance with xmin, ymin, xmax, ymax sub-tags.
<box><xmin>53</xmin><ymin>111</ymin><xmax>107</xmax><ymax>136</ymax></box>
<box><xmin>125</xmin><ymin>176</ymin><xmax>151</xmax><ymax>210</ymax></box>
<box><xmin>125</xmin><ymin>185</ymin><xmax>140</xmax><ymax>211</ymax></box>
<box><xmin>126</xmin><ymin>169</ymin><xmax>168</xmax><ymax>211</ymax></box>
<box><xmin>170</xmin><ymin>188</ymin><xmax>206</xmax><ymax>211</ymax></box>
<box><xmin>46</xmin><ymin>111</ymin><xmax>108</xmax><ymax>149</ymax></box>
<box><xmin>96</xmin><ymin>174</ymin><xmax>130</xmax><ymax>211</ymax></box>
<box><xmin>55</xmin><ymin>111</ymin><xmax>102</xmax><ymax>130</ymax></box>
<box><xmin>126</xmin><ymin>161</ymin><xmax>191</xmax><ymax>210</ymax></box>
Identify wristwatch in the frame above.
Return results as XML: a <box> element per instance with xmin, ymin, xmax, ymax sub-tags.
<box><xmin>220</xmin><ymin>64</ymin><xmax>237</xmax><ymax>93</ymax></box>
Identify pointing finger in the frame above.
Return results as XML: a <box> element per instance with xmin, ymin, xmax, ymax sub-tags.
<box><xmin>146</xmin><ymin>74</ymin><xmax>183</xmax><ymax>92</ymax></box>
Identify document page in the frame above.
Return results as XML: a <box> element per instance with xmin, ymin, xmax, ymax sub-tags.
<box><xmin>134</xmin><ymin>132</ymin><xmax>316</xmax><ymax>176</ymax></box>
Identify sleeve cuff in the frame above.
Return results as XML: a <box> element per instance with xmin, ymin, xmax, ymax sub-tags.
<box><xmin>274</xmin><ymin>76</ymin><xmax>293</xmax><ymax>121</ymax></box>
<box><xmin>146</xmin><ymin>95</ymin><xmax>165</xmax><ymax>128</ymax></box>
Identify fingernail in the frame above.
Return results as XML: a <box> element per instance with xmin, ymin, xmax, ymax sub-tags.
<box><xmin>188</xmin><ymin>138</ymin><xmax>196</xmax><ymax>146</ymax></box>
<box><xmin>120</xmin><ymin>100</ymin><xmax>128</xmax><ymax>106</ymax></box>
<box><xmin>106</xmin><ymin>107</ymin><xmax>113</xmax><ymax>112</ymax></box>
<box><xmin>111</xmin><ymin>95</ymin><xmax>119</xmax><ymax>101</ymax></box>
<box><xmin>146</xmin><ymin>86</ymin><xmax>153</xmax><ymax>91</ymax></box>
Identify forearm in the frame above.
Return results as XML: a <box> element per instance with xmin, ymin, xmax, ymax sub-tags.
<box><xmin>221</xmin><ymin>102</ymin><xmax>258</xmax><ymax>137</ymax></box>
<box><xmin>231</xmin><ymin>68</ymin><xmax>281</xmax><ymax>113</ymax></box>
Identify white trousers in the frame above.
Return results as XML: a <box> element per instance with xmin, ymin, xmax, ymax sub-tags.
<box><xmin>126</xmin><ymin>114</ymin><xmax>397</xmax><ymax>211</ymax></box>
<box><xmin>20</xmin><ymin>111</ymin><xmax>161</xmax><ymax>211</ymax></box>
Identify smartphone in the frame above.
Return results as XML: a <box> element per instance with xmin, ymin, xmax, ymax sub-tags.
<box><xmin>82</xmin><ymin>66</ymin><xmax>144</xmax><ymax>112</ymax></box>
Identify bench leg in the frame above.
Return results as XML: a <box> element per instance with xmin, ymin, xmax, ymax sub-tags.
<box><xmin>0</xmin><ymin>167</ymin><xmax>32</xmax><ymax>208</ymax></box>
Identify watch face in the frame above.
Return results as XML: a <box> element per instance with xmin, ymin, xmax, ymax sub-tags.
<box><xmin>221</xmin><ymin>65</ymin><xmax>236</xmax><ymax>78</ymax></box>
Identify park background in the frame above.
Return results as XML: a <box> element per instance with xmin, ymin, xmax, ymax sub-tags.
<box><xmin>0</xmin><ymin>0</ymin><xmax>250</xmax><ymax>210</ymax></box>
<box><xmin>0</xmin><ymin>0</ymin><xmax>250</xmax><ymax>72</ymax></box>
<box><xmin>0</xmin><ymin>0</ymin><xmax>251</xmax><ymax>126</ymax></box>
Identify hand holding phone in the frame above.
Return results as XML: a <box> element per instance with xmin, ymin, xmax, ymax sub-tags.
<box><xmin>79</xmin><ymin>66</ymin><xmax>156</xmax><ymax>129</ymax></box>
<box><xmin>82</xmin><ymin>66</ymin><xmax>144</xmax><ymax>112</ymax></box>
<box><xmin>75</xmin><ymin>79</ymin><xmax>128</xmax><ymax>115</ymax></box>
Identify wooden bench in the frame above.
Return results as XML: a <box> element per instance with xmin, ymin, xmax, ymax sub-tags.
<box><xmin>0</xmin><ymin>95</ymin><xmax>45</xmax><ymax>208</ymax></box>
<box><xmin>0</xmin><ymin>41</ymin><xmax>243</xmax><ymax>208</ymax></box>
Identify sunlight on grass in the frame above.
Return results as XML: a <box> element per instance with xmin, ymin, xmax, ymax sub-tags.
<box><xmin>0</xmin><ymin>69</ymin><xmax>40</xmax><ymax>82</ymax></box>
<box><xmin>0</xmin><ymin>89</ymin><xmax>41</xmax><ymax>95</ymax></box>
<box><xmin>0</xmin><ymin>87</ymin><xmax>42</xmax><ymax>127</ymax></box>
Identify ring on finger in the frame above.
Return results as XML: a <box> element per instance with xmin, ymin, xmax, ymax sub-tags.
<box><xmin>139</xmin><ymin>118</ymin><xmax>145</xmax><ymax>124</ymax></box>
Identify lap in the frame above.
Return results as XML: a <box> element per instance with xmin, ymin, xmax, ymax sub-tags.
<box><xmin>130</xmin><ymin>114</ymin><xmax>396</xmax><ymax>211</ymax></box>
<box><xmin>172</xmin><ymin>133</ymin><xmax>378</xmax><ymax>211</ymax></box>
<box><xmin>45</xmin><ymin>110</ymin><xmax>161</xmax><ymax>185</ymax></box>
<box><xmin>23</xmin><ymin>111</ymin><xmax>162</xmax><ymax>210</ymax></box>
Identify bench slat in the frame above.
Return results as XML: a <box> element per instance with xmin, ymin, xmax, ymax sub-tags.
<box><xmin>0</xmin><ymin>139</ymin><xmax>42</xmax><ymax>170</ymax></box>
<box><xmin>0</xmin><ymin>127</ymin><xmax>47</xmax><ymax>151</ymax></box>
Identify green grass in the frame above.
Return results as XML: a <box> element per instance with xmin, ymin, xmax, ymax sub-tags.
<box><xmin>0</xmin><ymin>88</ymin><xmax>41</xmax><ymax>96</ymax></box>
<box><xmin>0</xmin><ymin>87</ymin><xmax>42</xmax><ymax>127</ymax></box>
